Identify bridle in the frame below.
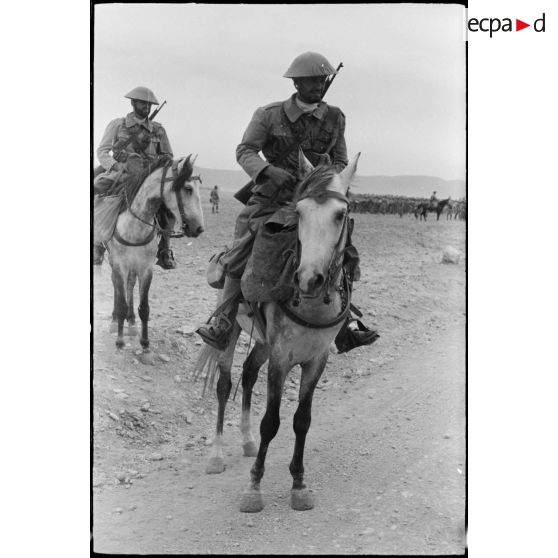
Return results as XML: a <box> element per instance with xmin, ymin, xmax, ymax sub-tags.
<box><xmin>159</xmin><ymin>160</ymin><xmax>202</xmax><ymax>239</ymax></box>
<box><xmin>277</xmin><ymin>189</ymin><xmax>352</xmax><ymax>329</ymax></box>
<box><xmin>113</xmin><ymin>159</ymin><xmax>201</xmax><ymax>247</ymax></box>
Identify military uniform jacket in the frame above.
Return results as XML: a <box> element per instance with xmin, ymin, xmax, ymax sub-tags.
<box><xmin>97</xmin><ymin>112</ymin><xmax>173</xmax><ymax>172</ymax></box>
<box><xmin>236</xmin><ymin>94</ymin><xmax>348</xmax><ymax>193</ymax></box>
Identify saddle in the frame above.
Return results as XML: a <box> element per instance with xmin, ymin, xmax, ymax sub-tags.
<box><xmin>93</xmin><ymin>156</ymin><xmax>157</xmax><ymax>244</ymax></box>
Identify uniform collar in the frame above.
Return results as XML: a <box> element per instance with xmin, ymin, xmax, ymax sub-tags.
<box><xmin>125</xmin><ymin>112</ymin><xmax>153</xmax><ymax>131</ymax></box>
<box><xmin>282</xmin><ymin>94</ymin><xmax>327</xmax><ymax>123</ymax></box>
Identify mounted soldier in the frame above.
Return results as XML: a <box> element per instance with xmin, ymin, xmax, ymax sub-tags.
<box><xmin>430</xmin><ymin>190</ymin><xmax>438</xmax><ymax>209</ymax></box>
<box><xmin>196</xmin><ymin>52</ymin><xmax>378</xmax><ymax>353</ymax></box>
<box><xmin>93</xmin><ymin>86</ymin><xmax>178</xmax><ymax>269</ymax></box>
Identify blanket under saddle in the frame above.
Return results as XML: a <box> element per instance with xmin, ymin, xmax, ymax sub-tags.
<box><xmin>93</xmin><ymin>163</ymin><xmax>152</xmax><ymax>244</ymax></box>
<box><xmin>240</xmin><ymin>206</ymin><xmax>299</xmax><ymax>303</ymax></box>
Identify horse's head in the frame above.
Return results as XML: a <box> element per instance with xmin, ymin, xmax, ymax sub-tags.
<box><xmin>293</xmin><ymin>151</ymin><xmax>360</xmax><ymax>297</ymax></box>
<box><xmin>163</xmin><ymin>154</ymin><xmax>205</xmax><ymax>238</ymax></box>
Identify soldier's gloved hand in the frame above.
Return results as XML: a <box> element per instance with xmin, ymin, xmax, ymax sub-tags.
<box><xmin>263</xmin><ymin>166</ymin><xmax>296</xmax><ymax>189</ymax></box>
<box><xmin>314</xmin><ymin>153</ymin><xmax>332</xmax><ymax>167</ymax></box>
<box><xmin>158</xmin><ymin>154</ymin><xmax>173</xmax><ymax>166</ymax></box>
<box><xmin>114</xmin><ymin>151</ymin><xmax>129</xmax><ymax>163</ymax></box>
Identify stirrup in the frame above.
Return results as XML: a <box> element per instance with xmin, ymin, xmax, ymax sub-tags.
<box><xmin>196</xmin><ymin>314</ymin><xmax>233</xmax><ymax>351</ymax></box>
<box><xmin>334</xmin><ymin>319</ymin><xmax>379</xmax><ymax>354</ymax></box>
<box><xmin>156</xmin><ymin>248</ymin><xmax>177</xmax><ymax>269</ymax></box>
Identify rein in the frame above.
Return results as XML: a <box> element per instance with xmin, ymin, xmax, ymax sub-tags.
<box><xmin>278</xmin><ymin>270</ymin><xmax>351</xmax><ymax>329</ymax></box>
<box><xmin>278</xmin><ymin>189</ymin><xmax>351</xmax><ymax>329</ymax></box>
<box><xmin>113</xmin><ymin>160</ymin><xmax>200</xmax><ymax>247</ymax></box>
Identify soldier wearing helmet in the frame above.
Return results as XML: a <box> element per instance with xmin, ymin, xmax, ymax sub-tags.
<box><xmin>197</xmin><ymin>52</ymin><xmax>377</xmax><ymax>353</ymax></box>
<box><xmin>93</xmin><ymin>86</ymin><xmax>177</xmax><ymax>269</ymax></box>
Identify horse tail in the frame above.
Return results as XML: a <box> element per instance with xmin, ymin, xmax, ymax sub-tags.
<box><xmin>192</xmin><ymin>344</ymin><xmax>222</xmax><ymax>398</ymax></box>
<box><xmin>191</xmin><ymin>289</ymin><xmax>225</xmax><ymax>397</ymax></box>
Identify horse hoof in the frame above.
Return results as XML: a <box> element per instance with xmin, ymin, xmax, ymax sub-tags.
<box><xmin>206</xmin><ymin>457</ymin><xmax>225</xmax><ymax>475</ymax></box>
<box><xmin>109</xmin><ymin>321</ymin><xmax>118</xmax><ymax>333</ymax></box>
<box><xmin>126</xmin><ymin>325</ymin><xmax>138</xmax><ymax>336</ymax></box>
<box><xmin>115</xmin><ymin>338</ymin><xmax>125</xmax><ymax>350</ymax></box>
<box><xmin>239</xmin><ymin>489</ymin><xmax>264</xmax><ymax>513</ymax></box>
<box><xmin>242</xmin><ymin>441</ymin><xmax>258</xmax><ymax>457</ymax></box>
<box><xmin>290</xmin><ymin>488</ymin><xmax>315</xmax><ymax>511</ymax></box>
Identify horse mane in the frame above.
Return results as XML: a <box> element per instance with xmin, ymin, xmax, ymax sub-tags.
<box><xmin>293</xmin><ymin>165</ymin><xmax>337</xmax><ymax>204</ymax></box>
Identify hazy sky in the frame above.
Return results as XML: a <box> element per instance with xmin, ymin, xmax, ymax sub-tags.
<box><xmin>94</xmin><ymin>3</ymin><xmax>466</xmax><ymax>180</ymax></box>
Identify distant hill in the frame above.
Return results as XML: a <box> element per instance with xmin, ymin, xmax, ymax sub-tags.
<box><xmin>195</xmin><ymin>166</ymin><xmax>466</xmax><ymax>200</ymax></box>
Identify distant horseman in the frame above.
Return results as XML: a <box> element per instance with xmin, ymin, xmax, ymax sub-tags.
<box><xmin>430</xmin><ymin>190</ymin><xmax>438</xmax><ymax>209</ymax></box>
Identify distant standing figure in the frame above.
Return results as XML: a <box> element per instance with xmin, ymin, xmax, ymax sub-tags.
<box><xmin>210</xmin><ymin>185</ymin><xmax>220</xmax><ymax>213</ymax></box>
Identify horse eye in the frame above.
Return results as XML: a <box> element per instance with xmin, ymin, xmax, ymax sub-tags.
<box><xmin>335</xmin><ymin>211</ymin><xmax>345</xmax><ymax>222</ymax></box>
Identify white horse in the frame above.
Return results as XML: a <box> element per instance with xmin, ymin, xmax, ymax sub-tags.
<box><xmin>195</xmin><ymin>151</ymin><xmax>360</xmax><ymax>512</ymax></box>
<box><xmin>106</xmin><ymin>155</ymin><xmax>204</xmax><ymax>349</ymax></box>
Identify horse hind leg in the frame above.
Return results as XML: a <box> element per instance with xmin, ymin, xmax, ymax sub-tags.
<box><xmin>137</xmin><ymin>269</ymin><xmax>153</xmax><ymax>351</ymax></box>
<box><xmin>289</xmin><ymin>353</ymin><xmax>328</xmax><ymax>511</ymax></box>
<box><xmin>241</xmin><ymin>341</ymin><xmax>269</xmax><ymax>457</ymax></box>
<box><xmin>111</xmin><ymin>268</ymin><xmax>127</xmax><ymax>349</ymax></box>
<box><xmin>206</xmin><ymin>322</ymin><xmax>241</xmax><ymax>475</ymax></box>
<box><xmin>126</xmin><ymin>272</ymin><xmax>138</xmax><ymax>336</ymax></box>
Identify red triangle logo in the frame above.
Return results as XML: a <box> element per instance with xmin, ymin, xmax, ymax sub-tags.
<box><xmin>516</xmin><ymin>19</ymin><xmax>530</xmax><ymax>31</ymax></box>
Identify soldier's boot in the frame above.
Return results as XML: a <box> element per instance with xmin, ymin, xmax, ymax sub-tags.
<box><xmin>155</xmin><ymin>206</ymin><xmax>177</xmax><ymax>269</ymax></box>
<box><xmin>156</xmin><ymin>234</ymin><xmax>176</xmax><ymax>269</ymax></box>
<box><xmin>334</xmin><ymin>317</ymin><xmax>380</xmax><ymax>354</ymax></box>
<box><xmin>196</xmin><ymin>277</ymin><xmax>242</xmax><ymax>351</ymax></box>
<box><xmin>93</xmin><ymin>244</ymin><xmax>106</xmax><ymax>266</ymax></box>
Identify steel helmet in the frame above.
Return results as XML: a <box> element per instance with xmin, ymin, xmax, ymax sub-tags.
<box><xmin>124</xmin><ymin>86</ymin><xmax>160</xmax><ymax>105</ymax></box>
<box><xmin>283</xmin><ymin>52</ymin><xmax>337</xmax><ymax>78</ymax></box>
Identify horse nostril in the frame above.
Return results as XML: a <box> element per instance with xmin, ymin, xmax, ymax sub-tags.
<box><xmin>196</xmin><ymin>226</ymin><xmax>204</xmax><ymax>235</ymax></box>
<box><xmin>309</xmin><ymin>273</ymin><xmax>324</xmax><ymax>290</ymax></box>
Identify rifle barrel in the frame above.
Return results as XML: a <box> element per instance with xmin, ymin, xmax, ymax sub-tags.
<box><xmin>149</xmin><ymin>100</ymin><xmax>166</xmax><ymax>121</ymax></box>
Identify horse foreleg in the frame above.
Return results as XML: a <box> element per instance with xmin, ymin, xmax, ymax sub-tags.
<box><xmin>289</xmin><ymin>353</ymin><xmax>328</xmax><ymax>511</ymax></box>
<box><xmin>241</xmin><ymin>341</ymin><xmax>269</xmax><ymax>457</ymax></box>
<box><xmin>137</xmin><ymin>269</ymin><xmax>153</xmax><ymax>351</ymax></box>
<box><xmin>110</xmin><ymin>281</ymin><xmax>119</xmax><ymax>333</ymax></box>
<box><xmin>206</xmin><ymin>323</ymin><xmax>240</xmax><ymax>475</ymax></box>
<box><xmin>240</xmin><ymin>358</ymin><xmax>288</xmax><ymax>513</ymax></box>
<box><xmin>111</xmin><ymin>268</ymin><xmax>127</xmax><ymax>349</ymax></box>
<box><xmin>126</xmin><ymin>273</ymin><xmax>139</xmax><ymax>336</ymax></box>
<box><xmin>126</xmin><ymin>272</ymin><xmax>137</xmax><ymax>326</ymax></box>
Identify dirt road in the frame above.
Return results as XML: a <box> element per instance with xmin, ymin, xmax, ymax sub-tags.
<box><xmin>92</xmin><ymin>190</ymin><xmax>466</xmax><ymax>554</ymax></box>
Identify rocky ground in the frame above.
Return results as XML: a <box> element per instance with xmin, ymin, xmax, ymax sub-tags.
<box><xmin>92</xmin><ymin>189</ymin><xmax>466</xmax><ymax>554</ymax></box>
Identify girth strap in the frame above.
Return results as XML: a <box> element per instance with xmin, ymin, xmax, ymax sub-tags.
<box><xmin>112</xmin><ymin>226</ymin><xmax>156</xmax><ymax>247</ymax></box>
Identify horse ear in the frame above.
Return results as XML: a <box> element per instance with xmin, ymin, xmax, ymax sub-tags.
<box><xmin>339</xmin><ymin>152</ymin><xmax>361</xmax><ymax>193</ymax></box>
<box><xmin>297</xmin><ymin>149</ymin><xmax>314</xmax><ymax>180</ymax></box>
<box><xmin>179</xmin><ymin>154</ymin><xmax>193</xmax><ymax>176</ymax></box>
<box><xmin>191</xmin><ymin>154</ymin><xmax>198</xmax><ymax>166</ymax></box>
